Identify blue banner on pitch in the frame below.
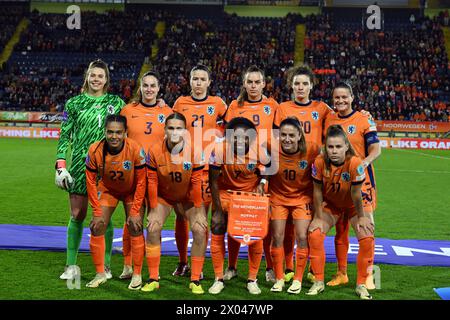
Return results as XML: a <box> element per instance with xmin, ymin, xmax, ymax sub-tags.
<box><xmin>434</xmin><ymin>287</ymin><xmax>450</xmax><ymax>300</ymax></box>
<box><xmin>0</xmin><ymin>224</ymin><xmax>450</xmax><ymax>267</ymax></box>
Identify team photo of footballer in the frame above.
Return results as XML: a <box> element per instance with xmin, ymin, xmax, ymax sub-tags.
<box><xmin>0</xmin><ymin>0</ymin><xmax>449</xmax><ymax>306</ymax></box>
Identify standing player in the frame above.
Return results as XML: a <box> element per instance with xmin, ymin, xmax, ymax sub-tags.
<box><xmin>119</xmin><ymin>71</ymin><xmax>173</xmax><ymax>279</ymax></box>
<box><xmin>85</xmin><ymin>115</ymin><xmax>146</xmax><ymax>289</ymax></box>
<box><xmin>268</xmin><ymin>118</ymin><xmax>319</xmax><ymax>294</ymax></box>
<box><xmin>142</xmin><ymin>113</ymin><xmax>208</xmax><ymax>295</ymax></box>
<box><xmin>223</xmin><ymin>65</ymin><xmax>279</xmax><ymax>283</ymax></box>
<box><xmin>307</xmin><ymin>125</ymin><xmax>375</xmax><ymax>300</ymax></box>
<box><xmin>324</xmin><ymin>82</ymin><xmax>381</xmax><ymax>289</ymax></box>
<box><xmin>56</xmin><ymin>59</ymin><xmax>125</xmax><ymax>280</ymax></box>
<box><xmin>208</xmin><ymin>117</ymin><xmax>268</xmax><ymax>295</ymax></box>
<box><xmin>274</xmin><ymin>64</ymin><xmax>332</xmax><ymax>283</ymax></box>
<box><xmin>171</xmin><ymin>64</ymin><xmax>227</xmax><ymax>277</ymax></box>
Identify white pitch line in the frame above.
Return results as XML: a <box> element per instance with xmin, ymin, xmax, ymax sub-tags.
<box><xmin>390</xmin><ymin>148</ymin><xmax>450</xmax><ymax>160</ymax></box>
<box><xmin>377</xmin><ymin>169</ymin><xmax>450</xmax><ymax>174</ymax></box>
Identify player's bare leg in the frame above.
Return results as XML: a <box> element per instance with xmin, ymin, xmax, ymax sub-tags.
<box><xmin>86</xmin><ymin>206</ymin><xmax>115</xmax><ymax>288</ymax></box>
<box><xmin>60</xmin><ymin>194</ymin><xmax>88</xmax><ymax>280</ymax></box>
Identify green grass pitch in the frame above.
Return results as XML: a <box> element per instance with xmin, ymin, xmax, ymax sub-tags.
<box><xmin>0</xmin><ymin>138</ymin><xmax>449</xmax><ymax>300</ymax></box>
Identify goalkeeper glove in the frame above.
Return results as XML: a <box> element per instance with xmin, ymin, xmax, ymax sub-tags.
<box><xmin>55</xmin><ymin>160</ymin><xmax>73</xmax><ymax>190</ymax></box>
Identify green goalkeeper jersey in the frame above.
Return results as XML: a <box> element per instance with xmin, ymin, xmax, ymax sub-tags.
<box><xmin>56</xmin><ymin>92</ymin><xmax>125</xmax><ymax>194</ymax></box>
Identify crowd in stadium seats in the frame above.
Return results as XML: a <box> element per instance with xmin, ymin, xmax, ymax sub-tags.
<box><xmin>304</xmin><ymin>13</ymin><xmax>449</xmax><ymax>122</ymax></box>
<box><xmin>0</xmin><ymin>6</ymin><xmax>27</xmax><ymax>51</ymax></box>
<box><xmin>154</xmin><ymin>14</ymin><xmax>297</xmax><ymax>106</ymax></box>
<box><xmin>0</xmin><ymin>7</ymin><xmax>448</xmax><ymax>122</ymax></box>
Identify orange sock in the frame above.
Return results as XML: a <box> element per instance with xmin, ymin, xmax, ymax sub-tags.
<box><xmin>283</xmin><ymin>222</ymin><xmax>295</xmax><ymax>271</ymax></box>
<box><xmin>248</xmin><ymin>240</ymin><xmax>263</xmax><ymax>281</ymax></box>
<box><xmin>175</xmin><ymin>219</ymin><xmax>189</xmax><ymax>264</ymax></box>
<box><xmin>335</xmin><ymin>216</ymin><xmax>350</xmax><ymax>273</ymax></box>
<box><xmin>131</xmin><ymin>235</ymin><xmax>145</xmax><ymax>275</ymax></box>
<box><xmin>90</xmin><ymin>234</ymin><xmax>105</xmax><ymax>274</ymax></box>
<box><xmin>308</xmin><ymin>229</ymin><xmax>326</xmax><ymax>281</ymax></box>
<box><xmin>122</xmin><ymin>223</ymin><xmax>132</xmax><ymax>266</ymax></box>
<box><xmin>263</xmin><ymin>229</ymin><xmax>273</xmax><ymax>269</ymax></box>
<box><xmin>210</xmin><ymin>234</ymin><xmax>225</xmax><ymax>279</ymax></box>
<box><xmin>270</xmin><ymin>246</ymin><xmax>284</xmax><ymax>280</ymax></box>
<box><xmin>227</xmin><ymin>234</ymin><xmax>240</xmax><ymax>269</ymax></box>
<box><xmin>294</xmin><ymin>247</ymin><xmax>309</xmax><ymax>281</ymax></box>
<box><xmin>191</xmin><ymin>256</ymin><xmax>205</xmax><ymax>282</ymax></box>
<box><xmin>357</xmin><ymin>237</ymin><xmax>375</xmax><ymax>285</ymax></box>
<box><xmin>145</xmin><ymin>243</ymin><xmax>161</xmax><ymax>280</ymax></box>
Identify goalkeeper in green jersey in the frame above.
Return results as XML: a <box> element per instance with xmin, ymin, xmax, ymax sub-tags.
<box><xmin>55</xmin><ymin>59</ymin><xmax>125</xmax><ymax>280</ymax></box>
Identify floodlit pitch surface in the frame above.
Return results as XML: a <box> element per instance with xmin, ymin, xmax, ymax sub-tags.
<box><xmin>0</xmin><ymin>138</ymin><xmax>449</xmax><ymax>300</ymax></box>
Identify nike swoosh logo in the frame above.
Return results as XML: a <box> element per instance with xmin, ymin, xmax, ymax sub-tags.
<box><xmin>239</xmin><ymin>111</ymin><xmax>246</xmax><ymax>114</ymax></box>
<box><xmin>182</xmin><ymin>108</ymin><xmax>189</xmax><ymax>111</ymax></box>
<box><xmin>132</xmin><ymin>115</ymin><xmax>139</xmax><ymax>118</ymax></box>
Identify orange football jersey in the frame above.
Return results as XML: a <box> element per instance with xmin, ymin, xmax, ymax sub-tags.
<box><xmin>269</xmin><ymin>143</ymin><xmax>320</xmax><ymax>206</ymax></box>
<box><xmin>85</xmin><ymin>138</ymin><xmax>147</xmax><ymax>216</ymax></box>
<box><xmin>120</xmin><ymin>101</ymin><xmax>173</xmax><ymax>152</ymax></box>
<box><xmin>312</xmin><ymin>154</ymin><xmax>366</xmax><ymax>209</ymax></box>
<box><xmin>173</xmin><ymin>95</ymin><xmax>227</xmax><ymax>163</ymax></box>
<box><xmin>146</xmin><ymin>139</ymin><xmax>204</xmax><ymax>208</ymax></box>
<box><xmin>274</xmin><ymin>100</ymin><xmax>332</xmax><ymax>146</ymax></box>
<box><xmin>224</xmin><ymin>97</ymin><xmax>279</xmax><ymax>147</ymax></box>
<box><xmin>324</xmin><ymin>110</ymin><xmax>379</xmax><ymax>189</ymax></box>
<box><xmin>209</xmin><ymin>141</ymin><xmax>268</xmax><ymax>192</ymax></box>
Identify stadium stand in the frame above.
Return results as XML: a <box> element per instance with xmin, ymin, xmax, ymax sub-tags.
<box><xmin>0</xmin><ymin>3</ymin><xmax>448</xmax><ymax>122</ymax></box>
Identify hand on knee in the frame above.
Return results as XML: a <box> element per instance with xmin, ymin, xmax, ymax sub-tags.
<box><xmin>147</xmin><ymin>220</ymin><xmax>162</xmax><ymax>234</ymax></box>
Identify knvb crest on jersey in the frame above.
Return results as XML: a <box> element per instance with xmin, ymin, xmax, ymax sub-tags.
<box><xmin>341</xmin><ymin>172</ymin><xmax>351</xmax><ymax>182</ymax></box>
<box><xmin>207</xmin><ymin>105</ymin><xmax>215</xmax><ymax>115</ymax></box>
<box><xmin>348</xmin><ymin>125</ymin><xmax>357</xmax><ymax>135</ymax></box>
<box><xmin>247</xmin><ymin>163</ymin><xmax>256</xmax><ymax>171</ymax></box>
<box><xmin>123</xmin><ymin>160</ymin><xmax>132</xmax><ymax>171</ymax></box>
<box><xmin>107</xmin><ymin>105</ymin><xmax>115</xmax><ymax>114</ymax></box>
<box><xmin>183</xmin><ymin>161</ymin><xmax>192</xmax><ymax>171</ymax></box>
<box><xmin>311</xmin><ymin>111</ymin><xmax>319</xmax><ymax>121</ymax></box>
<box><xmin>263</xmin><ymin>105</ymin><xmax>271</xmax><ymax>115</ymax></box>
<box><xmin>158</xmin><ymin>114</ymin><xmax>166</xmax><ymax>123</ymax></box>
<box><xmin>299</xmin><ymin>160</ymin><xmax>308</xmax><ymax>170</ymax></box>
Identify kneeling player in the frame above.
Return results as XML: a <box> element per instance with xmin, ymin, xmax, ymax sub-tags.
<box><xmin>268</xmin><ymin>118</ymin><xmax>319</xmax><ymax>294</ymax></box>
<box><xmin>306</xmin><ymin>125</ymin><xmax>375</xmax><ymax>300</ymax></box>
<box><xmin>85</xmin><ymin>115</ymin><xmax>146</xmax><ymax>289</ymax></box>
<box><xmin>209</xmin><ymin>117</ymin><xmax>267</xmax><ymax>295</ymax></box>
<box><xmin>142</xmin><ymin>113</ymin><xmax>208</xmax><ymax>295</ymax></box>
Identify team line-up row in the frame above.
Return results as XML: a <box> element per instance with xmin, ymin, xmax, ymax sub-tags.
<box><xmin>55</xmin><ymin>60</ymin><xmax>381</xmax><ymax>299</ymax></box>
